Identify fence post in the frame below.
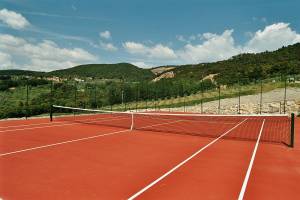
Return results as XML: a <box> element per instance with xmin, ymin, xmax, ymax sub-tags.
<box><xmin>74</xmin><ymin>82</ymin><xmax>77</xmax><ymax>107</ymax></box>
<box><xmin>145</xmin><ymin>98</ymin><xmax>148</xmax><ymax>111</ymax></box>
<box><xmin>73</xmin><ymin>82</ymin><xmax>77</xmax><ymax>116</ymax></box>
<box><xmin>283</xmin><ymin>77</ymin><xmax>287</xmax><ymax>114</ymax></box>
<box><xmin>50</xmin><ymin>81</ymin><xmax>53</xmax><ymax>121</ymax></box>
<box><xmin>122</xmin><ymin>89</ymin><xmax>125</xmax><ymax>111</ymax></box>
<box><xmin>145</xmin><ymin>85</ymin><xmax>148</xmax><ymax>111</ymax></box>
<box><xmin>155</xmin><ymin>87</ymin><xmax>157</xmax><ymax>111</ymax></box>
<box><xmin>135</xmin><ymin>83</ymin><xmax>139</xmax><ymax>112</ymax></box>
<box><xmin>94</xmin><ymin>84</ymin><xmax>97</xmax><ymax>108</ymax></box>
<box><xmin>260</xmin><ymin>79</ymin><xmax>263</xmax><ymax>114</ymax></box>
<box><xmin>26</xmin><ymin>81</ymin><xmax>29</xmax><ymax>119</ymax></box>
<box><xmin>290</xmin><ymin>113</ymin><xmax>295</xmax><ymax>148</ymax></box>
<box><xmin>280</xmin><ymin>102</ymin><xmax>282</xmax><ymax>114</ymax></box>
<box><xmin>201</xmin><ymin>80</ymin><xmax>203</xmax><ymax>113</ymax></box>
<box><xmin>238</xmin><ymin>79</ymin><xmax>241</xmax><ymax>114</ymax></box>
<box><xmin>184</xmin><ymin>95</ymin><xmax>186</xmax><ymax>112</ymax></box>
<box><xmin>218</xmin><ymin>85</ymin><xmax>221</xmax><ymax>114</ymax></box>
<box><xmin>182</xmin><ymin>81</ymin><xmax>185</xmax><ymax>112</ymax></box>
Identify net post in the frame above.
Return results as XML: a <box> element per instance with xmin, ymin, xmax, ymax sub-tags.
<box><xmin>50</xmin><ymin>105</ymin><xmax>53</xmax><ymax>122</ymax></box>
<box><xmin>290</xmin><ymin>113</ymin><xmax>295</xmax><ymax>148</ymax></box>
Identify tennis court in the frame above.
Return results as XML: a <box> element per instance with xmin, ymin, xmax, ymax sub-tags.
<box><xmin>0</xmin><ymin>106</ymin><xmax>299</xmax><ymax>199</ymax></box>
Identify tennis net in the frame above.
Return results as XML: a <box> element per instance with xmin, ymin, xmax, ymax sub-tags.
<box><xmin>50</xmin><ymin>105</ymin><xmax>294</xmax><ymax>147</ymax></box>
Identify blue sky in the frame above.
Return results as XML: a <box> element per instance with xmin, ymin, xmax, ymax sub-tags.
<box><xmin>0</xmin><ymin>0</ymin><xmax>300</xmax><ymax>71</ymax></box>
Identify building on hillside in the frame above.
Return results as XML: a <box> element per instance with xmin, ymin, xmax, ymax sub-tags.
<box><xmin>74</xmin><ymin>78</ymin><xmax>84</xmax><ymax>82</ymax></box>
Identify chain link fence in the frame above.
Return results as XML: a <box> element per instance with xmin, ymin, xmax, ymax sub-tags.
<box><xmin>0</xmin><ymin>74</ymin><xmax>300</xmax><ymax>119</ymax></box>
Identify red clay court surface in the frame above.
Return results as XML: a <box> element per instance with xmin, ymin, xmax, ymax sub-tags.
<box><xmin>0</xmin><ymin>114</ymin><xmax>299</xmax><ymax>199</ymax></box>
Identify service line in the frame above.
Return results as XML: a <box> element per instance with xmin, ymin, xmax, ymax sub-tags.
<box><xmin>0</xmin><ymin>116</ymin><xmax>128</xmax><ymax>134</ymax></box>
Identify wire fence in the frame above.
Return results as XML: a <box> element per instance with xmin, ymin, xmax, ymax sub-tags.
<box><xmin>0</xmin><ymin>74</ymin><xmax>300</xmax><ymax>119</ymax></box>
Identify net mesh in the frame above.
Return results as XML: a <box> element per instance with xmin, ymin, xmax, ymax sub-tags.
<box><xmin>51</xmin><ymin>105</ymin><xmax>292</xmax><ymax>146</ymax></box>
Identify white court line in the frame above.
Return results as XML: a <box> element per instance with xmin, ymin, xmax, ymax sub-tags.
<box><xmin>0</xmin><ymin>117</ymin><xmax>187</xmax><ymax>157</ymax></box>
<box><xmin>0</xmin><ymin>116</ymin><xmax>129</xmax><ymax>134</ymax></box>
<box><xmin>0</xmin><ymin>130</ymin><xmax>129</xmax><ymax>157</ymax></box>
<box><xmin>127</xmin><ymin>118</ymin><xmax>248</xmax><ymax>200</ymax></box>
<box><xmin>0</xmin><ymin>121</ymin><xmax>66</xmax><ymax>129</ymax></box>
<box><xmin>0</xmin><ymin>115</ymin><xmax>126</xmax><ymax>130</ymax></box>
<box><xmin>238</xmin><ymin>119</ymin><xmax>265</xmax><ymax>200</ymax></box>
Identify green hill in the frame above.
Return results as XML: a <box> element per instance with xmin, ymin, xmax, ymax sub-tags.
<box><xmin>0</xmin><ymin>70</ymin><xmax>44</xmax><ymax>76</ymax></box>
<box><xmin>164</xmin><ymin>43</ymin><xmax>300</xmax><ymax>84</ymax></box>
<box><xmin>49</xmin><ymin>63</ymin><xmax>154</xmax><ymax>81</ymax></box>
<box><xmin>0</xmin><ymin>43</ymin><xmax>300</xmax><ymax>83</ymax></box>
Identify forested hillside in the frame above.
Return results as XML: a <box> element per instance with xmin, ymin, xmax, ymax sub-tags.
<box><xmin>0</xmin><ymin>70</ymin><xmax>44</xmax><ymax>76</ymax></box>
<box><xmin>1</xmin><ymin>43</ymin><xmax>299</xmax><ymax>84</ymax></box>
<box><xmin>1</xmin><ymin>44</ymin><xmax>300</xmax><ymax>119</ymax></box>
<box><xmin>165</xmin><ymin>43</ymin><xmax>300</xmax><ymax>84</ymax></box>
<box><xmin>49</xmin><ymin>63</ymin><xmax>154</xmax><ymax>81</ymax></box>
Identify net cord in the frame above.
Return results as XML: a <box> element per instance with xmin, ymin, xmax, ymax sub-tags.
<box><xmin>53</xmin><ymin>105</ymin><xmax>132</xmax><ymax>114</ymax></box>
<box><xmin>52</xmin><ymin>105</ymin><xmax>289</xmax><ymax>118</ymax></box>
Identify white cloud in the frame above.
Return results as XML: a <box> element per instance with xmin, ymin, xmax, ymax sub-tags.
<box><xmin>178</xmin><ymin>30</ymin><xmax>241</xmax><ymax>63</ymax></box>
<box><xmin>150</xmin><ymin>44</ymin><xmax>177</xmax><ymax>59</ymax></box>
<box><xmin>123</xmin><ymin>42</ymin><xmax>177</xmax><ymax>59</ymax></box>
<box><xmin>189</xmin><ymin>35</ymin><xmax>196</xmax><ymax>41</ymax></box>
<box><xmin>176</xmin><ymin>35</ymin><xmax>187</xmax><ymax>42</ymax></box>
<box><xmin>176</xmin><ymin>35</ymin><xmax>197</xmax><ymax>43</ymax></box>
<box><xmin>131</xmin><ymin>61</ymin><xmax>152</xmax><ymax>68</ymax></box>
<box><xmin>261</xmin><ymin>17</ymin><xmax>267</xmax><ymax>23</ymax></box>
<box><xmin>0</xmin><ymin>34</ymin><xmax>98</xmax><ymax>71</ymax></box>
<box><xmin>244</xmin><ymin>22</ymin><xmax>300</xmax><ymax>53</ymax></box>
<box><xmin>0</xmin><ymin>52</ymin><xmax>14</xmax><ymax>69</ymax></box>
<box><xmin>100</xmin><ymin>30</ymin><xmax>111</xmax><ymax>39</ymax></box>
<box><xmin>100</xmin><ymin>41</ymin><xmax>118</xmax><ymax>51</ymax></box>
<box><xmin>21</xmin><ymin>11</ymin><xmax>110</xmax><ymax>22</ymax></box>
<box><xmin>123</xmin><ymin>42</ymin><xmax>147</xmax><ymax>54</ymax></box>
<box><xmin>0</xmin><ymin>8</ymin><xmax>30</xmax><ymax>29</ymax></box>
<box><xmin>175</xmin><ymin>23</ymin><xmax>300</xmax><ymax>64</ymax></box>
<box><xmin>252</xmin><ymin>17</ymin><xmax>267</xmax><ymax>23</ymax></box>
<box><xmin>29</xmin><ymin>27</ymin><xmax>101</xmax><ymax>49</ymax></box>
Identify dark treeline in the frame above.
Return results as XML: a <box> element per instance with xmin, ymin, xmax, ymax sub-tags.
<box><xmin>0</xmin><ymin>73</ymin><xmax>298</xmax><ymax>119</ymax></box>
<box><xmin>0</xmin><ymin>76</ymin><xmax>216</xmax><ymax>119</ymax></box>
<box><xmin>0</xmin><ymin>76</ymin><xmax>49</xmax><ymax>91</ymax></box>
<box><xmin>51</xmin><ymin>79</ymin><xmax>216</xmax><ymax>109</ymax></box>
